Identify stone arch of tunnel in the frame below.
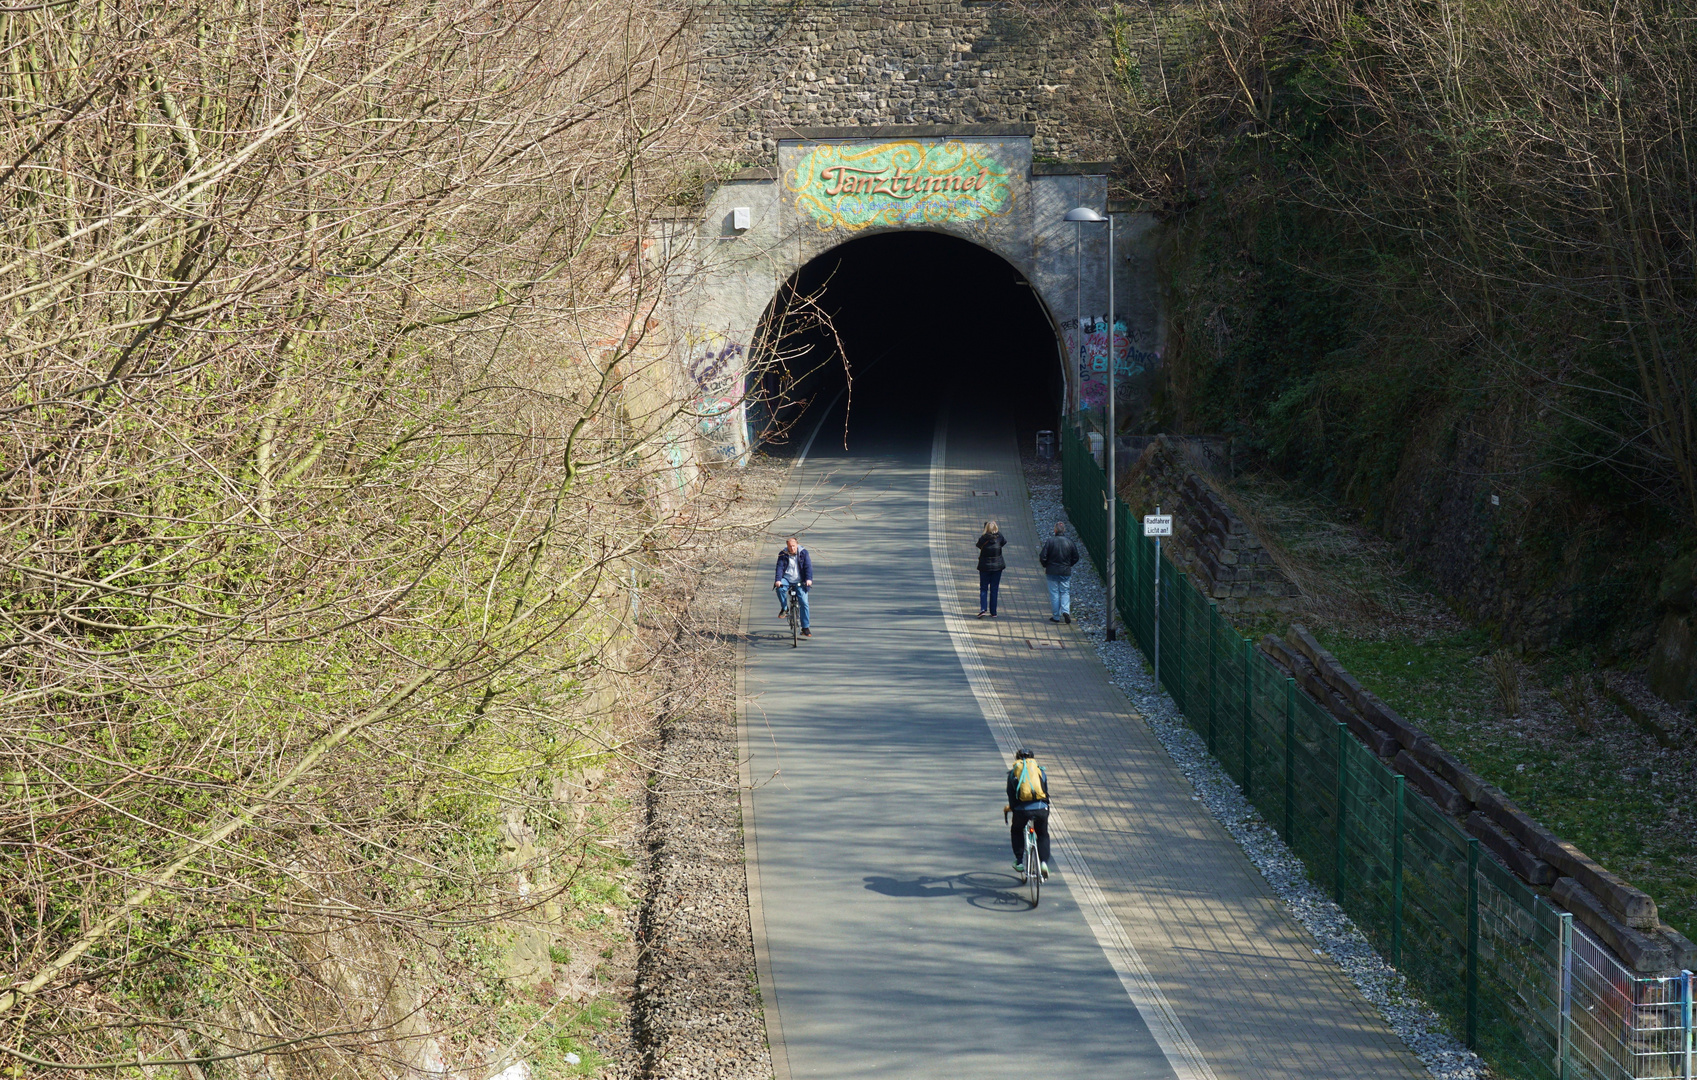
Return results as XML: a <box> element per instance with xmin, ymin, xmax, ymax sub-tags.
<box><xmin>744</xmin><ymin>229</ymin><xmax>1068</xmax><ymax>452</ymax></box>
<box><xmin>667</xmin><ymin>128</ymin><xmax>1163</xmax><ymax>467</ymax></box>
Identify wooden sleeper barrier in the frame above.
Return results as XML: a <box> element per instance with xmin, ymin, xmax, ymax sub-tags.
<box><xmin>1259</xmin><ymin>623</ymin><xmax>1696</xmax><ymax>976</ymax></box>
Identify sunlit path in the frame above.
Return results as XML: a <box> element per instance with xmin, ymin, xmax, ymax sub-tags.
<box><xmin>739</xmin><ymin>372</ymin><xmax>1430</xmax><ymax>1078</ymax></box>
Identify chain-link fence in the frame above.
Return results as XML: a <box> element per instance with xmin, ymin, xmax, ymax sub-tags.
<box><xmin>1062</xmin><ymin>426</ymin><xmax>1695</xmax><ymax>1080</ymax></box>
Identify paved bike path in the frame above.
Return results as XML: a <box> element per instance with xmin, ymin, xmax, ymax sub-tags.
<box><xmin>740</xmin><ymin>391</ymin><xmax>1429</xmax><ymax>1078</ymax></box>
<box><xmin>740</xmin><ymin>398</ymin><xmax>1177</xmax><ymax>1079</ymax></box>
<box><xmin>931</xmin><ymin>408</ymin><xmax>1427</xmax><ymax>1080</ymax></box>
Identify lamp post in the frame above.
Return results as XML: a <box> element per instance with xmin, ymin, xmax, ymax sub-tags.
<box><xmin>1074</xmin><ymin>208</ymin><xmax>1082</xmax><ymax>416</ymax></box>
<box><xmin>1064</xmin><ymin>205</ymin><xmax>1115</xmax><ymax>641</ymax></box>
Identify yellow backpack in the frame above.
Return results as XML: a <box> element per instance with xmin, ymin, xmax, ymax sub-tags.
<box><xmin>1015</xmin><ymin>760</ymin><xmax>1047</xmax><ymax>802</ymax></box>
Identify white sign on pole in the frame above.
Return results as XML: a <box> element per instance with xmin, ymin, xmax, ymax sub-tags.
<box><xmin>1143</xmin><ymin>514</ymin><xmax>1173</xmax><ymax>537</ymax></box>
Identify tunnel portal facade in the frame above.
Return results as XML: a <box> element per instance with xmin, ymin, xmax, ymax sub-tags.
<box><xmin>665</xmin><ymin>125</ymin><xmax>1163</xmax><ymax>463</ymax></box>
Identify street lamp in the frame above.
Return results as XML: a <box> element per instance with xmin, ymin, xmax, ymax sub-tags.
<box><xmin>1063</xmin><ymin>205</ymin><xmax>1116</xmax><ymax>642</ymax></box>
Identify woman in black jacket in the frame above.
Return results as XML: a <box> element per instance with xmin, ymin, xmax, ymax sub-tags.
<box><xmin>975</xmin><ymin>521</ymin><xmax>1007</xmax><ymax>618</ymax></box>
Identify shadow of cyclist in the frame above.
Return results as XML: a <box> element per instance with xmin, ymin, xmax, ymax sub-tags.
<box><xmin>862</xmin><ymin>872</ymin><xmax>1031</xmax><ymax>911</ymax></box>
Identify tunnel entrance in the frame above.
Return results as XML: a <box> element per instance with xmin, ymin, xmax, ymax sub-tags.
<box><xmin>748</xmin><ymin>231</ymin><xmax>1064</xmax><ymax>454</ymax></box>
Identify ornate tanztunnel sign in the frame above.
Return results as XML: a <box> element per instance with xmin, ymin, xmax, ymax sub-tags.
<box><xmin>786</xmin><ymin>141</ymin><xmax>1015</xmax><ymax>230</ymax></box>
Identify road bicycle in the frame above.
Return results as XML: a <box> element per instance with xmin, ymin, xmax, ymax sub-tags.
<box><xmin>1021</xmin><ymin>821</ymin><xmax>1041</xmax><ymax>907</ymax></box>
<box><xmin>777</xmin><ymin>582</ymin><xmax>802</xmax><ymax>647</ymax></box>
<box><xmin>1004</xmin><ymin>806</ymin><xmax>1043</xmax><ymax>909</ymax></box>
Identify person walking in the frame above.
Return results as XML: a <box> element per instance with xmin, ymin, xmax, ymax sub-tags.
<box><xmin>975</xmin><ymin>521</ymin><xmax>1007</xmax><ymax>618</ymax></box>
<box><xmin>1039</xmin><ymin>521</ymin><xmax>1080</xmax><ymax>623</ymax></box>
<box><xmin>772</xmin><ymin>536</ymin><xmax>814</xmax><ymax>637</ymax></box>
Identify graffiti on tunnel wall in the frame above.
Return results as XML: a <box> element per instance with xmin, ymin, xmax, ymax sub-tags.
<box><xmin>661</xmin><ymin>433</ymin><xmax>691</xmax><ymax>505</ymax></box>
<box><xmin>786</xmin><ymin>140</ymin><xmax>1015</xmax><ymax>231</ymax></box>
<box><xmin>1064</xmin><ymin>316</ymin><xmax>1159</xmax><ymax>412</ymax></box>
<box><xmin>685</xmin><ymin>330</ymin><xmax>746</xmax><ymax>460</ymax></box>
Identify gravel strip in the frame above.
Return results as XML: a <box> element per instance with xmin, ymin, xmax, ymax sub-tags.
<box><xmin>1024</xmin><ymin>455</ymin><xmax>1490</xmax><ymax>1080</ymax></box>
<box><xmin>626</xmin><ymin>461</ymin><xmax>785</xmax><ymax>1080</ymax></box>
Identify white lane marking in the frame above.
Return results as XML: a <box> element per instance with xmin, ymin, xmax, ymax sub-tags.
<box><xmin>793</xmin><ymin>391</ymin><xmax>838</xmax><ymax>469</ymax></box>
<box><xmin>927</xmin><ymin>411</ymin><xmax>1219</xmax><ymax>1080</ymax></box>
<box><xmin>794</xmin><ymin>350</ymin><xmax>892</xmax><ymax>469</ymax></box>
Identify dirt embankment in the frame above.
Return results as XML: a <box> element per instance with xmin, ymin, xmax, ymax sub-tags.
<box><xmin>620</xmin><ymin>460</ymin><xmax>787</xmax><ymax>1080</ymax></box>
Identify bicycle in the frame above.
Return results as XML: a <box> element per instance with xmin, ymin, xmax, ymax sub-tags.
<box><xmin>776</xmin><ymin>582</ymin><xmax>802</xmax><ymax>647</ymax></box>
<box><xmin>1021</xmin><ymin>820</ymin><xmax>1041</xmax><ymax>907</ymax></box>
<box><xmin>1004</xmin><ymin>805</ymin><xmax>1042</xmax><ymax>909</ymax></box>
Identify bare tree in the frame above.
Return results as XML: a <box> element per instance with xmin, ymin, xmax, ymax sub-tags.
<box><xmin>1062</xmin><ymin>0</ymin><xmax>1694</xmax><ymax>525</ymax></box>
<box><xmin>0</xmin><ymin>0</ymin><xmax>739</xmax><ymax>1072</ymax></box>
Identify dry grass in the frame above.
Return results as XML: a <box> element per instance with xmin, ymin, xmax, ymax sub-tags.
<box><xmin>1490</xmin><ymin>650</ymin><xmax>1523</xmax><ymax>717</ymax></box>
<box><xmin>1215</xmin><ymin>471</ymin><xmax>1461</xmax><ymax>638</ymax></box>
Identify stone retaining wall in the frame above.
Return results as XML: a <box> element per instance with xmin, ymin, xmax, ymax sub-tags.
<box><xmin>1118</xmin><ymin>435</ymin><xmax>1299</xmax><ymax>615</ymax></box>
<box><xmin>696</xmin><ymin>1</ymin><xmax>1124</xmax><ymax>161</ymax></box>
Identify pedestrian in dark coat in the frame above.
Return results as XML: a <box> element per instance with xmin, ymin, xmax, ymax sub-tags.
<box><xmin>976</xmin><ymin>521</ymin><xmax>1007</xmax><ymax>618</ymax></box>
<box><xmin>1039</xmin><ymin>521</ymin><xmax>1081</xmax><ymax>623</ymax></box>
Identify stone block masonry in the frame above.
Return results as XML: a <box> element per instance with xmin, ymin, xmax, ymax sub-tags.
<box><xmin>696</xmin><ymin>1</ymin><xmax>1122</xmax><ymax>161</ymax></box>
<box><xmin>675</xmin><ymin>3</ymin><xmax>1198</xmax><ymax>467</ymax></box>
<box><xmin>1119</xmin><ymin>435</ymin><xmax>1300</xmax><ymax>615</ymax></box>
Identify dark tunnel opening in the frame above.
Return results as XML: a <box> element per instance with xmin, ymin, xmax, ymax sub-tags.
<box><xmin>748</xmin><ymin>231</ymin><xmax>1063</xmax><ymax>455</ymax></box>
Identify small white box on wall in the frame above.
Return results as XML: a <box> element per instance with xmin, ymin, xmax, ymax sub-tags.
<box><xmin>731</xmin><ymin>206</ymin><xmax>751</xmax><ymax>232</ymax></box>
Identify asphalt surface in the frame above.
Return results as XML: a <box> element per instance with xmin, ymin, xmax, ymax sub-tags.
<box><xmin>741</xmin><ymin>387</ymin><xmax>1179</xmax><ymax>1079</ymax></box>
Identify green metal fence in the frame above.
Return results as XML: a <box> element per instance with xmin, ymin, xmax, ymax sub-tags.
<box><xmin>1061</xmin><ymin>425</ymin><xmax>1694</xmax><ymax>1080</ymax></box>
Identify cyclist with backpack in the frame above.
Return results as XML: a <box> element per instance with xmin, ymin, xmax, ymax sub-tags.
<box><xmin>1005</xmin><ymin>748</ymin><xmax>1052</xmax><ymax>879</ymax></box>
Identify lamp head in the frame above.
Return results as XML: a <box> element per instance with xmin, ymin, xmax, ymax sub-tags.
<box><xmin>1063</xmin><ymin>206</ymin><xmax>1107</xmax><ymax>223</ymax></box>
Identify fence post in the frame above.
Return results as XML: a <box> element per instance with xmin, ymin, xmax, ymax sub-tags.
<box><xmin>1682</xmin><ymin>967</ymin><xmax>1692</xmax><ymax>1080</ymax></box>
<box><xmin>1558</xmin><ymin>911</ymin><xmax>1572</xmax><ymax>1080</ymax></box>
<box><xmin>1392</xmin><ymin>775</ymin><xmax>1405</xmax><ymax>967</ymax></box>
<box><xmin>1116</xmin><ymin>500</ymin><xmax>1129</xmax><ymax>631</ymax></box>
<box><xmin>1283</xmin><ymin>677</ymin><xmax>1296</xmax><ymax>842</ymax></box>
<box><xmin>1130</xmin><ymin>530</ymin><xmax>1142</xmax><ymax>647</ymax></box>
<box><xmin>1142</xmin><ymin>534</ymin><xmax>1152</xmax><ymax>649</ymax></box>
<box><xmin>1141</xmin><ymin>535</ymin><xmax>1151</xmax><ymax>648</ymax></box>
<box><xmin>1242</xmin><ymin>637</ymin><xmax>1254</xmax><ymax>802</ymax></box>
<box><xmin>1174</xmin><ymin>574</ymin><xmax>1187</xmax><ymax>714</ymax></box>
<box><xmin>1111</xmin><ymin>500</ymin><xmax>1120</xmax><ymax>628</ymax></box>
<box><xmin>1466</xmin><ymin>836</ymin><xmax>1480</xmax><ymax>1048</ymax></box>
<box><xmin>1207</xmin><ymin>603</ymin><xmax>1218</xmax><ymax>756</ymax></box>
<box><xmin>1142</xmin><ymin>537</ymin><xmax>1152</xmax><ymax>650</ymax></box>
<box><xmin>1334</xmin><ymin>722</ymin><xmax>1348</xmax><ymax>906</ymax></box>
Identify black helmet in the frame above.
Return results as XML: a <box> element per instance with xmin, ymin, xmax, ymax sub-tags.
<box><xmin>1014</xmin><ymin>748</ymin><xmax>1035</xmax><ymax>759</ymax></box>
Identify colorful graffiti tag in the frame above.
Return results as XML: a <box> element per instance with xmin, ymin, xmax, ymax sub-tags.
<box><xmin>661</xmin><ymin>433</ymin><xmax>691</xmax><ymax>503</ymax></box>
<box><xmin>684</xmin><ymin>331</ymin><xmax>745</xmax><ymax>460</ymax></box>
<box><xmin>1063</xmin><ymin>316</ymin><xmax>1159</xmax><ymax>411</ymax></box>
<box><xmin>787</xmin><ymin>141</ymin><xmax>1014</xmax><ymax>231</ymax></box>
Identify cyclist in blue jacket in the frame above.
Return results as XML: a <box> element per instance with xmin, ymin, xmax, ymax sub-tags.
<box><xmin>1006</xmin><ymin>748</ymin><xmax>1052</xmax><ymax>878</ymax></box>
<box><xmin>773</xmin><ymin>536</ymin><xmax>813</xmax><ymax>637</ymax></box>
